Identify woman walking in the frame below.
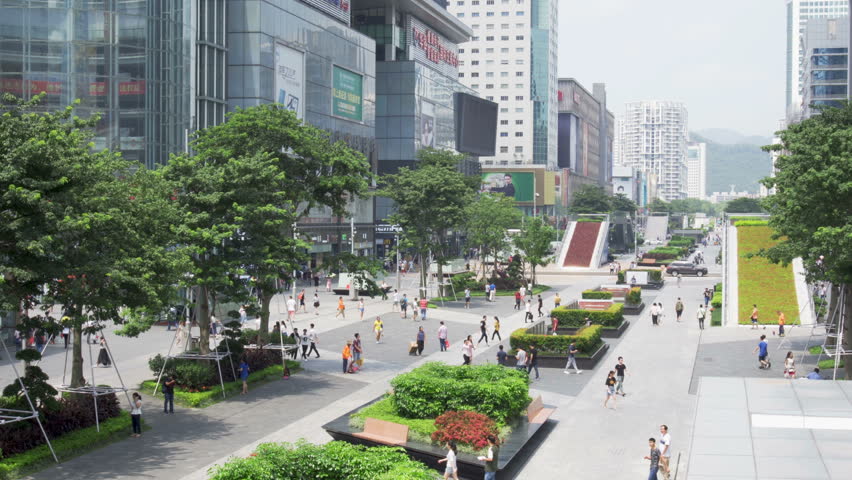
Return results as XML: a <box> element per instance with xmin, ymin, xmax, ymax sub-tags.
<box><xmin>239</xmin><ymin>356</ymin><xmax>250</xmax><ymax>394</ymax></box>
<box><xmin>461</xmin><ymin>339</ymin><xmax>474</xmax><ymax>365</ymax></box>
<box><xmin>524</xmin><ymin>298</ymin><xmax>533</xmax><ymax>323</ymax></box>
<box><xmin>96</xmin><ymin>337</ymin><xmax>111</xmax><ymax>367</ymax></box>
<box><xmin>464</xmin><ymin>288</ymin><xmax>471</xmax><ymax>309</ymax></box>
<box><xmin>416</xmin><ymin>327</ymin><xmax>425</xmax><ymax>355</ymax></box>
<box><xmin>373</xmin><ymin>317</ymin><xmax>384</xmax><ymax>343</ymax></box>
<box><xmin>784</xmin><ymin>350</ymin><xmax>796</xmax><ymax>378</ymax></box>
<box><xmin>412</xmin><ymin>298</ymin><xmax>420</xmax><ymax>321</ymax></box>
<box><xmin>358</xmin><ymin>299</ymin><xmax>365</xmax><ymax>321</ymax></box>
<box><xmin>335</xmin><ymin>297</ymin><xmax>346</xmax><ymax>319</ymax></box>
<box><xmin>604</xmin><ymin>370</ymin><xmax>617</xmax><ymax>410</ymax></box>
<box><xmin>438</xmin><ymin>440</ymin><xmax>460</xmax><ymax>480</ymax></box>
<box><xmin>491</xmin><ymin>317</ymin><xmax>502</xmax><ymax>341</ymax></box>
<box><xmin>313</xmin><ymin>292</ymin><xmax>320</xmax><ymax>315</ymax></box>
<box><xmin>299</xmin><ymin>289</ymin><xmax>307</xmax><ymax>313</ymax></box>
<box><xmin>130</xmin><ymin>392</ymin><xmax>143</xmax><ymax>437</ymax></box>
<box><xmin>342</xmin><ymin>340</ymin><xmax>353</xmax><ymax>373</ymax></box>
<box><xmin>477</xmin><ymin>317</ymin><xmax>489</xmax><ymax>346</ymax></box>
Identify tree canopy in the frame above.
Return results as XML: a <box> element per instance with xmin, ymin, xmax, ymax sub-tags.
<box><xmin>570</xmin><ymin>184</ymin><xmax>612</xmax><ymax>214</ymax></box>
<box><xmin>512</xmin><ymin>216</ymin><xmax>555</xmax><ymax>285</ymax></box>
<box><xmin>724</xmin><ymin>197</ymin><xmax>764</xmax><ymax>214</ymax></box>
<box><xmin>465</xmin><ymin>192</ymin><xmax>522</xmax><ymax>277</ymax></box>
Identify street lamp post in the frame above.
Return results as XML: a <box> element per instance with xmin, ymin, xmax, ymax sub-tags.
<box><xmin>395</xmin><ymin>232</ymin><xmax>401</xmax><ymax>292</ymax></box>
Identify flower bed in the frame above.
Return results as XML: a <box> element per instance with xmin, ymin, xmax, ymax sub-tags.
<box><xmin>431</xmin><ymin>411</ymin><xmax>499</xmax><ymax>450</ymax></box>
<box><xmin>551</xmin><ymin>303</ymin><xmax>624</xmax><ymax>328</ymax></box>
<box><xmin>737</xmin><ymin>224</ymin><xmax>800</xmax><ymax>324</ymax></box>
<box><xmin>510</xmin><ymin>325</ymin><xmax>603</xmax><ymax>357</ymax></box>
<box><xmin>208</xmin><ymin>441</ymin><xmax>439</xmax><ymax>480</ymax></box>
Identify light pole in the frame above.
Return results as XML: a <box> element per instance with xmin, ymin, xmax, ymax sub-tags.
<box><xmin>350</xmin><ymin>216</ymin><xmax>355</xmax><ymax>255</ymax></box>
<box><xmin>291</xmin><ymin>223</ymin><xmax>297</xmax><ymax>301</ymax></box>
<box><xmin>395</xmin><ymin>232</ymin><xmax>401</xmax><ymax>292</ymax></box>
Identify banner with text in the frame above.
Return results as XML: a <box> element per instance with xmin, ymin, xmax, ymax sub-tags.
<box><xmin>275</xmin><ymin>43</ymin><xmax>305</xmax><ymax>119</ymax></box>
<box><xmin>332</xmin><ymin>66</ymin><xmax>363</xmax><ymax>122</ymax></box>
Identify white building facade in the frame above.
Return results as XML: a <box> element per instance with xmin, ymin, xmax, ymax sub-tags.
<box><xmin>786</xmin><ymin>0</ymin><xmax>849</xmax><ymax>119</ymax></box>
<box><xmin>686</xmin><ymin>142</ymin><xmax>707</xmax><ymax>200</ymax></box>
<box><xmin>448</xmin><ymin>0</ymin><xmax>558</xmax><ymax>168</ymax></box>
<box><xmin>619</xmin><ymin>101</ymin><xmax>689</xmax><ymax>201</ymax></box>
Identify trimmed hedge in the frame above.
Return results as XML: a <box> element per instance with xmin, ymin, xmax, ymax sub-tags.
<box><xmin>733</xmin><ymin>220</ymin><xmax>769</xmax><ymax>227</ymax></box>
<box><xmin>626</xmin><ymin>287</ymin><xmax>642</xmax><ymax>305</ymax></box>
<box><xmin>581</xmin><ymin>290</ymin><xmax>613</xmax><ymax>300</ymax></box>
<box><xmin>389</xmin><ymin>363</ymin><xmax>530</xmax><ymax>423</ymax></box>
<box><xmin>350</xmin><ymin>397</ymin><xmax>437</xmax><ymax>444</ymax></box>
<box><xmin>0</xmin><ymin>413</ymin><xmax>132</xmax><ymax>480</ymax></box>
<box><xmin>510</xmin><ymin>325</ymin><xmax>603</xmax><ymax>357</ymax></box>
<box><xmin>551</xmin><ymin>303</ymin><xmax>624</xmax><ymax>328</ymax></box>
<box><xmin>209</xmin><ymin>441</ymin><xmax>439</xmax><ymax>480</ymax></box>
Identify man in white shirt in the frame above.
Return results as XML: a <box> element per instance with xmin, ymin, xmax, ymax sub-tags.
<box><xmin>286</xmin><ymin>296</ymin><xmax>296</xmax><ymax>322</ymax></box>
<box><xmin>650</xmin><ymin>303</ymin><xmax>660</xmax><ymax>326</ymax></box>
<box><xmin>307</xmin><ymin>323</ymin><xmax>320</xmax><ymax>358</ymax></box>
<box><xmin>519</xmin><ymin>285</ymin><xmax>526</xmax><ymax>301</ymax></box>
<box><xmin>659</xmin><ymin>425</ymin><xmax>672</xmax><ymax>479</ymax></box>
<box><xmin>437</xmin><ymin>321</ymin><xmax>448</xmax><ymax>352</ymax></box>
<box><xmin>515</xmin><ymin>347</ymin><xmax>527</xmax><ymax>371</ymax></box>
<box><xmin>392</xmin><ymin>289</ymin><xmax>400</xmax><ymax>311</ymax></box>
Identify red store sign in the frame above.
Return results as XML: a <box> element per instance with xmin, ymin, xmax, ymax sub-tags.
<box><xmin>412</xmin><ymin>26</ymin><xmax>458</xmax><ymax>68</ymax></box>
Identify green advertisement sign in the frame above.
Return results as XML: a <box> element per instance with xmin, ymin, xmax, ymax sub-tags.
<box><xmin>332</xmin><ymin>66</ymin><xmax>363</xmax><ymax>121</ymax></box>
<box><xmin>480</xmin><ymin>172</ymin><xmax>534</xmax><ymax>202</ymax></box>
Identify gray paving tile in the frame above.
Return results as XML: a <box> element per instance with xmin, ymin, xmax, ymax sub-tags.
<box><xmin>752</xmin><ymin>437</ymin><xmax>817</xmax><ymax>457</ymax></box>
<box><xmin>689</xmin><ymin>454</ymin><xmax>756</xmax><ymax>477</ymax></box>
<box><xmin>823</xmin><ymin>458</ymin><xmax>852</xmax><ymax>480</ymax></box>
<box><xmin>755</xmin><ymin>456</ymin><xmax>829</xmax><ymax>479</ymax></box>
<box><xmin>751</xmin><ymin>427</ymin><xmax>814</xmax><ymax>439</ymax></box>
<box><xmin>690</xmin><ymin>435</ymin><xmax>753</xmax><ymax>455</ymax></box>
<box><xmin>694</xmin><ymin>407</ymin><xmax>751</xmax><ymax>437</ymax></box>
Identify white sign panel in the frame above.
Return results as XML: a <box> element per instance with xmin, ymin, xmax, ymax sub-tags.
<box><xmin>275</xmin><ymin>43</ymin><xmax>305</xmax><ymax>119</ymax></box>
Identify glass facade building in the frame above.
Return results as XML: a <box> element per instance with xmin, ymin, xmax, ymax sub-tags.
<box><xmin>799</xmin><ymin>16</ymin><xmax>849</xmax><ymax>119</ymax></box>
<box><xmin>529</xmin><ymin>0</ymin><xmax>557</xmax><ymax>167</ymax></box>
<box><xmin>0</xmin><ymin>0</ymin><xmax>193</xmax><ymax>169</ymax></box>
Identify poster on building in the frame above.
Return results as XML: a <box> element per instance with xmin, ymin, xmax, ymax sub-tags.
<box><xmin>275</xmin><ymin>43</ymin><xmax>304</xmax><ymax>119</ymax></box>
<box><xmin>332</xmin><ymin>66</ymin><xmax>363</xmax><ymax>122</ymax></box>
<box><xmin>480</xmin><ymin>172</ymin><xmax>534</xmax><ymax>202</ymax></box>
<box><xmin>421</xmin><ymin>101</ymin><xmax>435</xmax><ymax>148</ymax></box>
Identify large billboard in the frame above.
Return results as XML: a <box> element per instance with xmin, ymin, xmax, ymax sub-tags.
<box><xmin>454</xmin><ymin>92</ymin><xmax>497</xmax><ymax>156</ymax></box>
<box><xmin>275</xmin><ymin>43</ymin><xmax>304</xmax><ymax>119</ymax></box>
<box><xmin>332</xmin><ymin>66</ymin><xmax>363</xmax><ymax>122</ymax></box>
<box><xmin>480</xmin><ymin>172</ymin><xmax>535</xmax><ymax>202</ymax></box>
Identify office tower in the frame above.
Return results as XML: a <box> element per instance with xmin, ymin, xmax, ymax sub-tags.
<box><xmin>686</xmin><ymin>142</ymin><xmax>707</xmax><ymax>200</ymax></box>
<box><xmin>799</xmin><ymin>16</ymin><xmax>849</xmax><ymax>119</ymax></box>
<box><xmin>448</xmin><ymin>0</ymin><xmax>558</xmax><ymax>167</ymax></box>
<box><xmin>620</xmin><ymin>101</ymin><xmax>689</xmax><ymax>201</ymax></box>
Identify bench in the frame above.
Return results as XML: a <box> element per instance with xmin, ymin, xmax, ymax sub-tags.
<box><xmin>352</xmin><ymin>417</ymin><xmax>409</xmax><ymax>446</ymax></box>
<box><xmin>526</xmin><ymin>395</ymin><xmax>555</xmax><ymax>424</ymax></box>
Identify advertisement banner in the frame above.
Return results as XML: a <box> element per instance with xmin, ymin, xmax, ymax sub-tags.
<box><xmin>406</xmin><ymin>15</ymin><xmax>459</xmax><ymax>77</ymax></box>
<box><xmin>332</xmin><ymin>66</ymin><xmax>363</xmax><ymax>122</ymax></box>
<box><xmin>480</xmin><ymin>172</ymin><xmax>535</xmax><ymax>202</ymax></box>
<box><xmin>275</xmin><ymin>44</ymin><xmax>305</xmax><ymax>119</ymax></box>
<box><xmin>420</xmin><ymin>101</ymin><xmax>435</xmax><ymax>148</ymax></box>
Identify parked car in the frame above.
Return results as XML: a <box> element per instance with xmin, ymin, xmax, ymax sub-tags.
<box><xmin>666</xmin><ymin>261</ymin><xmax>708</xmax><ymax>277</ymax></box>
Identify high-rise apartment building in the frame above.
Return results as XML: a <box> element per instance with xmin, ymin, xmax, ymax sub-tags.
<box><xmin>686</xmin><ymin>142</ymin><xmax>707</xmax><ymax>200</ymax></box>
<box><xmin>448</xmin><ymin>0</ymin><xmax>558</xmax><ymax>168</ymax></box>
<box><xmin>799</xmin><ymin>16</ymin><xmax>849</xmax><ymax>119</ymax></box>
<box><xmin>786</xmin><ymin>0</ymin><xmax>848</xmax><ymax>118</ymax></box>
<box><xmin>620</xmin><ymin>101</ymin><xmax>689</xmax><ymax>201</ymax></box>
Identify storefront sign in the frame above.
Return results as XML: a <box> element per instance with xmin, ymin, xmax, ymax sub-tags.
<box><xmin>88</xmin><ymin>81</ymin><xmax>147</xmax><ymax>96</ymax></box>
<box><xmin>275</xmin><ymin>43</ymin><xmax>305</xmax><ymax>119</ymax></box>
<box><xmin>406</xmin><ymin>16</ymin><xmax>459</xmax><ymax>77</ymax></box>
<box><xmin>332</xmin><ymin>66</ymin><xmax>363</xmax><ymax>122</ymax></box>
<box><xmin>300</xmin><ymin>0</ymin><xmax>350</xmax><ymax>25</ymax></box>
<box><xmin>412</xmin><ymin>26</ymin><xmax>458</xmax><ymax>67</ymax></box>
<box><xmin>375</xmin><ymin>224</ymin><xmax>402</xmax><ymax>234</ymax></box>
<box><xmin>0</xmin><ymin>78</ymin><xmax>63</xmax><ymax>95</ymax></box>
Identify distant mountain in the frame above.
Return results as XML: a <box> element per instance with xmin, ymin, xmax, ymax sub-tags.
<box><xmin>693</xmin><ymin>128</ymin><xmax>771</xmax><ymax>147</ymax></box>
<box><xmin>691</xmin><ymin>132</ymin><xmax>772</xmax><ymax>194</ymax></box>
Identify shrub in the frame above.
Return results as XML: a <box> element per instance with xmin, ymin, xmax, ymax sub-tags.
<box><xmin>450</xmin><ymin>271</ymin><xmax>480</xmax><ymax>292</ymax></box>
<box><xmin>711</xmin><ymin>291</ymin><xmax>723</xmax><ymax>309</ymax></box>
<box><xmin>431</xmin><ymin>411</ymin><xmax>499</xmax><ymax>450</ymax></box>
<box><xmin>551</xmin><ymin>303</ymin><xmax>624</xmax><ymax>328</ymax></box>
<box><xmin>626</xmin><ymin>287</ymin><xmax>642</xmax><ymax>305</ymax></box>
<box><xmin>510</xmin><ymin>325</ymin><xmax>603</xmax><ymax>356</ymax></box>
<box><xmin>174</xmin><ymin>362</ymin><xmax>215</xmax><ymax>391</ymax></box>
<box><xmin>389</xmin><ymin>363</ymin><xmax>530</xmax><ymax>423</ymax></box>
<box><xmin>350</xmin><ymin>397</ymin><xmax>437</xmax><ymax>444</ymax></box>
<box><xmin>208</xmin><ymin>441</ymin><xmax>439</xmax><ymax>480</ymax></box>
<box><xmin>715</xmin><ymin>282</ymin><xmax>722</xmax><ymax>292</ymax></box>
<box><xmin>617</xmin><ymin>271</ymin><xmax>625</xmax><ymax>284</ymax></box>
<box><xmin>581</xmin><ymin>290</ymin><xmax>613</xmax><ymax>300</ymax></box>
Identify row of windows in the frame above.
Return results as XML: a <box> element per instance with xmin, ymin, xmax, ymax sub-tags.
<box><xmin>480</xmin><ymin>87</ymin><xmax>526</xmax><ymax>98</ymax></box>
<box><xmin>812</xmin><ymin>54</ymin><xmax>847</xmax><ymax>66</ymax></box>
<box><xmin>459</xmin><ymin>71</ymin><xmax>525</xmax><ymax>78</ymax></box>
<box><xmin>470</xmin><ymin>15</ymin><xmax>525</xmax><ymax>27</ymax></box>
<box><xmin>463</xmin><ymin>47</ymin><xmax>525</xmax><ymax>54</ymax></box>
<box><xmin>468</xmin><ymin>24</ymin><xmax>526</xmax><ymax>35</ymax></box>
<box><xmin>459</xmin><ymin>35</ymin><xmax>524</xmax><ymax>46</ymax></box>
<box><xmin>456</xmin><ymin>0</ymin><xmax>525</xmax><ymax>5</ymax></box>
<box><xmin>811</xmin><ymin>84</ymin><xmax>847</xmax><ymax>96</ymax></box>
<box><xmin>498</xmin><ymin>146</ymin><xmax>525</xmax><ymax>153</ymax></box>
<box><xmin>499</xmin><ymin>119</ymin><xmax>524</xmax><ymax>125</ymax></box>
<box><xmin>461</xmin><ymin>59</ymin><xmax>525</xmax><ymax>66</ymax></box>
<box><xmin>498</xmin><ymin>131</ymin><xmax>524</xmax><ymax>137</ymax></box>
<box><xmin>470</xmin><ymin>88</ymin><xmax>524</xmax><ymax>99</ymax></box>
<box><xmin>458</xmin><ymin>11</ymin><xmax>525</xmax><ymax>17</ymax></box>
<box><xmin>812</xmin><ymin>69</ymin><xmax>848</xmax><ymax>80</ymax></box>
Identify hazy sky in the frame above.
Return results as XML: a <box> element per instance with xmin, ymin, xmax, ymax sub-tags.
<box><xmin>558</xmin><ymin>0</ymin><xmax>786</xmax><ymax>137</ymax></box>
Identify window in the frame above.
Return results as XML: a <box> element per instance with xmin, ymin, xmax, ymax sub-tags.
<box><xmin>486</xmin><ymin>96</ymin><xmax>494</xmax><ymax>101</ymax></box>
<box><xmin>486</xmin><ymin>72</ymin><xmax>494</xmax><ymax>78</ymax></box>
<box><xmin>500</xmin><ymin>120</ymin><xmax>509</xmax><ymax>125</ymax></box>
<box><xmin>501</xmin><ymin>35</ymin><xmax>509</xmax><ymax>40</ymax></box>
<box><xmin>472</xmin><ymin>0</ymin><xmax>479</xmax><ymax>4</ymax></box>
<box><xmin>501</xmin><ymin>48</ymin><xmax>509</xmax><ymax>53</ymax></box>
<box><xmin>486</xmin><ymin>36</ymin><xmax>494</xmax><ymax>41</ymax></box>
<box><xmin>813</xmin><ymin>70</ymin><xmax>847</xmax><ymax>81</ymax></box>
<box><xmin>515</xmin><ymin>107</ymin><xmax>524</xmax><ymax>112</ymax></box>
<box><xmin>516</xmin><ymin>47</ymin><xmax>524</xmax><ymax>52</ymax></box>
<box><xmin>487</xmin><ymin>12</ymin><xmax>495</xmax><ymax>16</ymax></box>
<box><xmin>459</xmin><ymin>61</ymin><xmax>465</xmax><ymax>66</ymax></box>
<box><xmin>472</xmin><ymin>24</ymin><xmax>480</xmax><ymax>29</ymax></box>
<box><xmin>501</xmin><ymin>59</ymin><xmax>509</xmax><ymax>64</ymax></box>
<box><xmin>472</xmin><ymin>36</ymin><xmax>479</xmax><ymax>41</ymax></box>
<box><xmin>459</xmin><ymin>48</ymin><xmax>465</xmax><ymax>54</ymax></box>
<box><xmin>812</xmin><ymin>84</ymin><xmax>846</xmax><ymax>95</ymax></box>
<box><xmin>515</xmin><ymin>119</ymin><xmax>523</xmax><ymax>125</ymax></box>
<box><xmin>472</xmin><ymin>48</ymin><xmax>480</xmax><ymax>53</ymax></box>
<box><xmin>486</xmin><ymin>84</ymin><xmax>494</xmax><ymax>89</ymax></box>
<box><xmin>458</xmin><ymin>13</ymin><xmax>465</xmax><ymax>17</ymax></box>
<box><xmin>472</xmin><ymin>12</ymin><xmax>480</xmax><ymax>17</ymax></box>
<box><xmin>515</xmin><ymin>132</ymin><xmax>523</xmax><ymax>137</ymax></box>
<box><xmin>501</xmin><ymin>11</ymin><xmax>509</xmax><ymax>16</ymax></box>
<box><xmin>500</xmin><ymin>146</ymin><xmax>509</xmax><ymax>153</ymax></box>
<box><xmin>486</xmin><ymin>60</ymin><xmax>494</xmax><ymax>65</ymax></box>
<box><xmin>515</xmin><ymin>146</ymin><xmax>523</xmax><ymax>153</ymax></box>
<box><xmin>516</xmin><ymin>23</ymin><xmax>524</xmax><ymax>27</ymax></box>
<box><xmin>515</xmin><ymin>83</ymin><xmax>523</xmax><ymax>88</ymax></box>
<box><xmin>500</xmin><ymin>95</ymin><xmax>509</xmax><ymax>101</ymax></box>
<box><xmin>813</xmin><ymin>55</ymin><xmax>846</xmax><ymax>66</ymax></box>
<box><xmin>487</xmin><ymin>0</ymin><xmax>494</xmax><ymax>3</ymax></box>
<box><xmin>515</xmin><ymin>95</ymin><xmax>524</xmax><ymax>100</ymax></box>
<box><xmin>457</xmin><ymin>1</ymin><xmax>464</xmax><ymax>5</ymax></box>
<box><xmin>500</xmin><ymin>132</ymin><xmax>509</xmax><ymax>137</ymax></box>
<box><xmin>471</xmin><ymin>72</ymin><xmax>479</xmax><ymax>77</ymax></box>
<box><xmin>516</xmin><ymin>35</ymin><xmax>524</xmax><ymax>40</ymax></box>
<box><xmin>516</xmin><ymin>59</ymin><xmax>524</xmax><ymax>64</ymax></box>
<box><xmin>500</xmin><ymin>71</ymin><xmax>508</xmax><ymax>77</ymax></box>
<box><xmin>516</xmin><ymin>11</ymin><xmax>524</xmax><ymax>15</ymax></box>
<box><xmin>472</xmin><ymin>60</ymin><xmax>479</xmax><ymax>65</ymax></box>
<box><xmin>501</xmin><ymin>23</ymin><xmax>509</xmax><ymax>28</ymax></box>
<box><xmin>517</xmin><ymin>0</ymin><xmax>524</xmax><ymax>3</ymax></box>
<box><xmin>500</xmin><ymin>83</ymin><xmax>508</xmax><ymax>88</ymax></box>
<box><xmin>458</xmin><ymin>73</ymin><xmax>464</xmax><ymax>78</ymax></box>
<box><xmin>500</xmin><ymin>107</ymin><xmax>509</xmax><ymax>113</ymax></box>
<box><xmin>472</xmin><ymin>84</ymin><xmax>479</xmax><ymax>88</ymax></box>
<box><xmin>487</xmin><ymin>24</ymin><xmax>494</xmax><ymax>29</ymax></box>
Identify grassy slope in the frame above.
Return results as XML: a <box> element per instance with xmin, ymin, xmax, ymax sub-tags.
<box><xmin>737</xmin><ymin>225</ymin><xmax>799</xmax><ymax>324</ymax></box>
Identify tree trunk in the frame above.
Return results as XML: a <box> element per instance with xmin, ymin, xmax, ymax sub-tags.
<box><xmin>532</xmin><ymin>265</ymin><xmax>537</xmax><ymax>288</ymax></box>
<box><xmin>826</xmin><ymin>284</ymin><xmax>840</xmax><ymax>348</ymax></box>
<box><xmin>259</xmin><ymin>288</ymin><xmax>273</xmax><ymax>342</ymax></box>
<box><xmin>842</xmin><ymin>284</ymin><xmax>852</xmax><ymax>380</ymax></box>
<box><xmin>419</xmin><ymin>252</ymin><xmax>427</xmax><ymax>299</ymax></box>
<box><xmin>197</xmin><ymin>285</ymin><xmax>211</xmax><ymax>354</ymax></box>
<box><xmin>70</xmin><ymin>321</ymin><xmax>84</xmax><ymax>387</ymax></box>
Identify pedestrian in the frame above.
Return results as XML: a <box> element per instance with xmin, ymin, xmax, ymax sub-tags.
<box><xmin>373</xmin><ymin>317</ymin><xmax>384</xmax><ymax>343</ymax></box>
<box><xmin>551</xmin><ymin>314</ymin><xmax>559</xmax><ymax>335</ymax></box>
<box><xmin>524</xmin><ymin>298</ymin><xmax>533</xmax><ymax>323</ymax></box>
<box><xmin>659</xmin><ymin>425</ymin><xmax>672</xmax><ymax>479</ymax></box>
<box><xmin>461</xmin><ymin>338</ymin><xmax>474</xmax><ymax>365</ymax></box>
<box><xmin>299</xmin><ymin>289</ymin><xmax>307</xmax><ymax>313</ymax></box>
<box><xmin>313</xmin><ymin>292</ymin><xmax>320</xmax><ymax>315</ymax></box>
<box><xmin>335</xmin><ymin>296</ymin><xmax>345</xmax><ymax>319</ymax></box>
<box><xmin>464</xmin><ymin>288</ymin><xmax>471</xmax><ymax>309</ymax></box>
<box><xmin>658</xmin><ymin>303</ymin><xmax>664</xmax><ymax>325</ymax></box>
<box><xmin>675</xmin><ymin>298</ymin><xmax>684</xmax><ymax>322</ymax></box>
<box><xmin>438</xmin><ymin>440</ymin><xmax>460</xmax><ymax>480</ymax></box>
<box><xmin>644</xmin><ymin>438</ymin><xmax>661</xmax><ymax>480</ymax></box>
<box><xmin>300</xmin><ymin>328</ymin><xmax>310</xmax><ymax>360</ymax></box>
<box><xmin>239</xmin><ymin>305</ymin><xmax>247</xmax><ymax>325</ymax></box>
<box><xmin>392</xmin><ymin>289</ymin><xmax>400</xmax><ymax>311</ymax></box>
<box><xmin>326</xmin><ymin>276</ymin><xmax>332</xmax><ymax>292</ymax></box>
<box><xmin>527</xmin><ymin>344</ymin><xmax>540</xmax><ymax>380</ymax></box>
<box><xmin>489</xmin><ymin>282</ymin><xmax>496</xmax><ymax>301</ymax></box>
<box><xmin>438</xmin><ymin>321</ymin><xmax>448</xmax><ymax>352</ymax></box>
<box><xmin>130</xmin><ymin>392</ymin><xmax>143</xmax><ymax>437</ymax></box>
<box><xmin>61</xmin><ymin>324</ymin><xmax>70</xmax><ymax>349</ymax></box>
<box><xmin>477</xmin><ymin>435</ymin><xmax>499</xmax><ymax>480</ymax></box>
<box><xmin>784</xmin><ymin>350</ymin><xmax>796</xmax><ymax>378</ymax></box>
<box><xmin>400</xmin><ymin>294</ymin><xmax>409</xmax><ymax>318</ymax></box>
<box><xmin>515</xmin><ymin>346</ymin><xmax>527</xmax><ymax>371</ymax></box>
<box><xmin>677</xmin><ymin>274</ymin><xmax>682</xmax><ymax>287</ymax></box>
<box><xmin>519</xmin><ymin>284</ymin><xmax>526</xmax><ymax>302</ymax></box>
<box><xmin>604</xmin><ymin>370</ymin><xmax>617</xmax><ymax>409</ymax></box>
<box><xmin>491</xmin><ymin>317</ymin><xmax>502</xmax><ymax>341</ymax></box>
<box><xmin>750</xmin><ymin>304</ymin><xmax>759</xmax><ymax>329</ymax></box>
<box><xmin>554</xmin><ymin>292</ymin><xmax>561</xmax><ymax>308</ymax></box>
<box><xmin>239</xmin><ymin>356</ymin><xmax>250</xmax><ymax>394</ymax></box>
<box><xmin>412</xmin><ymin>298</ymin><xmax>420</xmax><ymax>321</ymax></box>
<box><xmin>514</xmin><ymin>290</ymin><xmax>521</xmax><ymax>310</ymax></box>
<box><xmin>419</xmin><ymin>297</ymin><xmax>429</xmax><ymax>320</ymax></box>
<box><xmin>807</xmin><ymin>367</ymin><xmax>823</xmax><ymax>380</ymax></box>
<box><xmin>478</xmin><ymin>316</ymin><xmax>489</xmax><ymax>345</ymax></box>
<box><xmin>614</xmin><ymin>356</ymin><xmax>626</xmax><ymax>395</ymax></box>
<box><xmin>703</xmin><ymin>289</ymin><xmax>711</xmax><ymax>307</ymax></box>
<box><xmin>380</xmin><ymin>280</ymin><xmax>389</xmax><ymax>300</ymax></box>
<box><xmin>287</xmin><ymin>295</ymin><xmax>296</xmax><ymax>322</ymax></box>
<box><xmin>496</xmin><ymin>344</ymin><xmax>508</xmax><ymax>366</ymax></box>
<box><xmin>288</xmin><ymin>328</ymin><xmax>300</xmax><ymax>359</ymax></box>
<box><xmin>352</xmin><ymin>333</ymin><xmax>363</xmax><ymax>366</ymax></box>
<box><xmin>308</xmin><ymin>324</ymin><xmax>320</xmax><ymax>358</ymax></box>
<box><xmin>650</xmin><ymin>303</ymin><xmax>660</xmax><ymax>326</ymax></box>
<box><xmin>96</xmin><ymin>337</ymin><xmax>111</xmax><ymax>367</ymax></box>
<box><xmin>537</xmin><ymin>295</ymin><xmax>544</xmax><ymax>317</ymax></box>
<box><xmin>777</xmin><ymin>310</ymin><xmax>786</xmax><ymax>337</ymax></box>
<box><xmin>358</xmin><ymin>299</ymin><xmax>365</xmax><ymax>321</ymax></box>
<box><xmin>162</xmin><ymin>375</ymin><xmax>176</xmax><ymax>414</ymax></box>
<box><xmin>342</xmin><ymin>340</ymin><xmax>353</xmax><ymax>374</ymax></box>
<box><xmin>563</xmin><ymin>342</ymin><xmax>582</xmax><ymax>374</ymax></box>
<box><xmin>416</xmin><ymin>326</ymin><xmax>425</xmax><ymax>355</ymax></box>
<box><xmin>754</xmin><ymin>334</ymin><xmax>770</xmax><ymax>369</ymax></box>
<box><xmin>696</xmin><ymin>304</ymin><xmax>707</xmax><ymax>330</ymax></box>
<box><xmin>484</xmin><ymin>283</ymin><xmax>491</xmax><ymax>301</ymax></box>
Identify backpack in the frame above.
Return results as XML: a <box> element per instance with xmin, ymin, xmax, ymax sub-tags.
<box><xmin>676</xmin><ymin>301</ymin><xmax>683</xmax><ymax>311</ymax></box>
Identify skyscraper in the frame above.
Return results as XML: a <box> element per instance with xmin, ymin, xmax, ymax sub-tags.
<box><xmin>799</xmin><ymin>16</ymin><xmax>849</xmax><ymax>120</ymax></box>
<box><xmin>448</xmin><ymin>0</ymin><xmax>558</xmax><ymax>168</ymax></box>
<box><xmin>686</xmin><ymin>142</ymin><xmax>707</xmax><ymax>200</ymax></box>
<box><xmin>620</xmin><ymin>101</ymin><xmax>689</xmax><ymax>202</ymax></box>
<box><xmin>786</xmin><ymin>0</ymin><xmax>849</xmax><ymax>117</ymax></box>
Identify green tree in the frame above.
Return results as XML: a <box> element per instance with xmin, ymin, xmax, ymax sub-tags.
<box><xmin>610</xmin><ymin>193</ymin><xmax>638</xmax><ymax>216</ymax></box>
<box><xmin>324</xmin><ymin>253</ymin><xmax>384</xmax><ymax>300</ymax></box>
<box><xmin>465</xmin><ymin>193</ymin><xmax>522</xmax><ymax>278</ymax></box>
<box><xmin>724</xmin><ymin>197</ymin><xmax>764</xmax><ymax>213</ymax></box>
<box><xmin>512</xmin><ymin>216</ymin><xmax>555</xmax><ymax>286</ymax></box>
<box><xmin>378</xmin><ymin>149</ymin><xmax>475</xmax><ymax>297</ymax></box>
<box><xmin>762</xmin><ymin>104</ymin><xmax>852</xmax><ymax>378</ymax></box>
<box><xmin>668</xmin><ymin>198</ymin><xmax>717</xmax><ymax>216</ymax></box>
<box><xmin>570</xmin><ymin>184</ymin><xmax>611</xmax><ymax>214</ymax></box>
<box><xmin>647</xmin><ymin>198</ymin><xmax>671</xmax><ymax>213</ymax></box>
<box><xmin>167</xmin><ymin>105</ymin><xmax>372</xmax><ymax>342</ymax></box>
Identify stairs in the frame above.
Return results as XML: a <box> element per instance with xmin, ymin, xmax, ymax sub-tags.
<box><xmin>563</xmin><ymin>222</ymin><xmax>602</xmax><ymax>267</ymax></box>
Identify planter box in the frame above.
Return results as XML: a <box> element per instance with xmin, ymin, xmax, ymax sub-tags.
<box><xmin>509</xmin><ymin>342</ymin><xmax>609</xmax><ymax>369</ymax></box>
<box><xmin>623</xmin><ymin>302</ymin><xmax>645</xmax><ymax>316</ymax></box>
<box><xmin>322</xmin><ymin>397</ymin><xmax>556</xmax><ymax>479</ymax></box>
<box><xmin>556</xmin><ymin>320</ymin><xmax>630</xmax><ymax>339</ymax></box>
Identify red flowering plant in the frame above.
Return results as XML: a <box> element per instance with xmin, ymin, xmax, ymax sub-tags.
<box><xmin>430</xmin><ymin>410</ymin><xmax>499</xmax><ymax>449</ymax></box>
